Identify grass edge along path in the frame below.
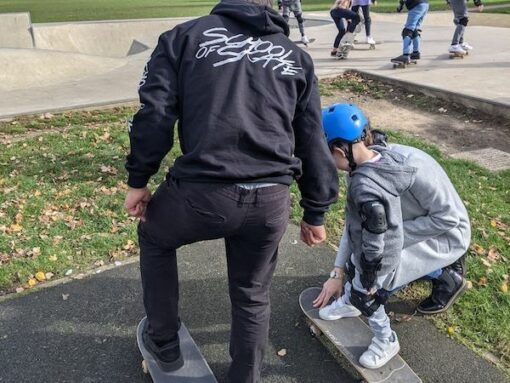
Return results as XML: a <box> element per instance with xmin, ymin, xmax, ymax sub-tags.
<box><xmin>1</xmin><ymin>0</ymin><xmax>510</xmax><ymax>22</ymax></box>
<box><xmin>0</xmin><ymin>106</ymin><xmax>509</xmax><ymax>375</ymax></box>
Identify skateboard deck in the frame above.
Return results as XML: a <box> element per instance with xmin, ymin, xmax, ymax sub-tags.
<box><xmin>294</xmin><ymin>38</ymin><xmax>316</xmax><ymax>46</ymax></box>
<box><xmin>136</xmin><ymin>317</ymin><xmax>217</xmax><ymax>383</ymax></box>
<box><xmin>299</xmin><ymin>287</ymin><xmax>422</xmax><ymax>383</ymax></box>
<box><xmin>391</xmin><ymin>59</ymin><xmax>417</xmax><ymax>69</ymax></box>
<box><xmin>449</xmin><ymin>51</ymin><xmax>467</xmax><ymax>59</ymax></box>
<box><xmin>336</xmin><ymin>43</ymin><xmax>353</xmax><ymax>59</ymax></box>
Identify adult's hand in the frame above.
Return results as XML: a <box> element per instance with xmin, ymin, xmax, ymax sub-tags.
<box><xmin>313</xmin><ymin>276</ymin><xmax>344</xmax><ymax>308</ymax></box>
<box><xmin>300</xmin><ymin>221</ymin><xmax>326</xmax><ymax>246</ymax></box>
<box><xmin>124</xmin><ymin>186</ymin><xmax>152</xmax><ymax>222</ymax></box>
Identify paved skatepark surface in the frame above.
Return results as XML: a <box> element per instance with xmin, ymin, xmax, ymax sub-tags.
<box><xmin>0</xmin><ymin>225</ymin><xmax>508</xmax><ymax>383</ymax></box>
<box><xmin>0</xmin><ymin>12</ymin><xmax>509</xmax><ymax>118</ymax></box>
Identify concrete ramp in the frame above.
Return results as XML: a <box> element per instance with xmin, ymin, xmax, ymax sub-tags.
<box><xmin>0</xmin><ymin>49</ymin><xmax>127</xmax><ymax>91</ymax></box>
<box><xmin>33</xmin><ymin>19</ymin><xmax>183</xmax><ymax>57</ymax></box>
<box><xmin>0</xmin><ymin>12</ymin><xmax>34</xmax><ymax>49</ymax></box>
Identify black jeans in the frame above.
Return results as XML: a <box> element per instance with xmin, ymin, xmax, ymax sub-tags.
<box><xmin>330</xmin><ymin>8</ymin><xmax>360</xmax><ymax>48</ymax></box>
<box><xmin>138</xmin><ymin>177</ymin><xmax>290</xmax><ymax>383</ymax></box>
<box><xmin>351</xmin><ymin>4</ymin><xmax>372</xmax><ymax>36</ymax></box>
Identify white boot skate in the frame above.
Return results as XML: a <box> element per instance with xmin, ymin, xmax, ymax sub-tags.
<box><xmin>301</xmin><ymin>35</ymin><xmax>310</xmax><ymax>46</ymax></box>
<box><xmin>449</xmin><ymin>44</ymin><xmax>466</xmax><ymax>54</ymax></box>
<box><xmin>366</xmin><ymin>36</ymin><xmax>376</xmax><ymax>45</ymax></box>
<box><xmin>359</xmin><ymin>331</ymin><xmax>400</xmax><ymax>369</ymax></box>
<box><xmin>319</xmin><ymin>297</ymin><xmax>361</xmax><ymax>320</ymax></box>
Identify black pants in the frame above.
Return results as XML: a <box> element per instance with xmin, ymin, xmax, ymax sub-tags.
<box><xmin>351</xmin><ymin>5</ymin><xmax>372</xmax><ymax>37</ymax></box>
<box><xmin>138</xmin><ymin>177</ymin><xmax>290</xmax><ymax>383</ymax></box>
<box><xmin>330</xmin><ymin>8</ymin><xmax>360</xmax><ymax>48</ymax></box>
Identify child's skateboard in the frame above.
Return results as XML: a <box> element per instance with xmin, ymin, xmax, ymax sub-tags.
<box><xmin>136</xmin><ymin>317</ymin><xmax>217</xmax><ymax>383</ymax></box>
<box><xmin>299</xmin><ymin>287</ymin><xmax>422</xmax><ymax>383</ymax></box>
<box><xmin>449</xmin><ymin>51</ymin><xmax>468</xmax><ymax>59</ymax></box>
<box><xmin>294</xmin><ymin>38</ymin><xmax>316</xmax><ymax>46</ymax></box>
<box><xmin>391</xmin><ymin>58</ymin><xmax>417</xmax><ymax>69</ymax></box>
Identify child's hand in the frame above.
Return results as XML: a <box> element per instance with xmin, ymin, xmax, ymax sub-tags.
<box><xmin>300</xmin><ymin>221</ymin><xmax>326</xmax><ymax>246</ymax></box>
<box><xmin>313</xmin><ymin>277</ymin><xmax>343</xmax><ymax>308</ymax></box>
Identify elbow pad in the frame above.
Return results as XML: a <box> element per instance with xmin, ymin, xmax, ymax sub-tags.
<box><xmin>360</xmin><ymin>201</ymin><xmax>388</xmax><ymax>234</ymax></box>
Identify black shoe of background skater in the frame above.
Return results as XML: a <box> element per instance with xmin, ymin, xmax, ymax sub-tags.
<box><xmin>391</xmin><ymin>54</ymin><xmax>410</xmax><ymax>64</ymax></box>
<box><xmin>417</xmin><ymin>268</ymin><xmax>467</xmax><ymax>315</ymax></box>
<box><xmin>143</xmin><ymin>325</ymin><xmax>184</xmax><ymax>372</ymax></box>
<box><xmin>410</xmin><ymin>51</ymin><xmax>421</xmax><ymax>60</ymax></box>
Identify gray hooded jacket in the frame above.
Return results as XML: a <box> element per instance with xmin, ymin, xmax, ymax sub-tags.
<box><xmin>341</xmin><ymin>149</ymin><xmax>417</xmax><ymax>276</ymax></box>
<box><xmin>336</xmin><ymin>144</ymin><xmax>471</xmax><ymax>288</ymax></box>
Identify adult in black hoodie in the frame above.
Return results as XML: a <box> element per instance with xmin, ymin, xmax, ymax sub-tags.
<box><xmin>124</xmin><ymin>0</ymin><xmax>338</xmax><ymax>381</ymax></box>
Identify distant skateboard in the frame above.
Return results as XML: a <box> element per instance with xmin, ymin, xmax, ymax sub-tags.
<box><xmin>449</xmin><ymin>51</ymin><xmax>468</xmax><ymax>59</ymax></box>
<box><xmin>299</xmin><ymin>287</ymin><xmax>422</xmax><ymax>383</ymax></box>
<box><xmin>391</xmin><ymin>58</ymin><xmax>417</xmax><ymax>69</ymax></box>
<box><xmin>294</xmin><ymin>38</ymin><xmax>316</xmax><ymax>47</ymax></box>
<box><xmin>353</xmin><ymin>41</ymin><xmax>378</xmax><ymax>50</ymax></box>
<box><xmin>136</xmin><ymin>317</ymin><xmax>217</xmax><ymax>383</ymax></box>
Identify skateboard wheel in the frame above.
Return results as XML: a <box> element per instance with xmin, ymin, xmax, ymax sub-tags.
<box><xmin>369</xmin><ymin>45</ymin><xmax>375</xmax><ymax>50</ymax></box>
<box><xmin>310</xmin><ymin>324</ymin><xmax>322</xmax><ymax>337</ymax></box>
<box><xmin>142</xmin><ymin>359</ymin><xmax>149</xmax><ymax>374</ymax></box>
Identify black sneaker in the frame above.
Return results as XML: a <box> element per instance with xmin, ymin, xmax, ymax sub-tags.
<box><xmin>446</xmin><ymin>254</ymin><xmax>466</xmax><ymax>277</ymax></box>
<box><xmin>410</xmin><ymin>51</ymin><xmax>421</xmax><ymax>60</ymax></box>
<box><xmin>143</xmin><ymin>322</ymin><xmax>184</xmax><ymax>372</ymax></box>
<box><xmin>417</xmin><ymin>268</ymin><xmax>467</xmax><ymax>315</ymax></box>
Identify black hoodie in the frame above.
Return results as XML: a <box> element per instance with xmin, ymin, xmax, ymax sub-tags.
<box><xmin>126</xmin><ymin>0</ymin><xmax>338</xmax><ymax>225</ymax></box>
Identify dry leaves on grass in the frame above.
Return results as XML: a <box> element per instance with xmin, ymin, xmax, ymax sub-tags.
<box><xmin>277</xmin><ymin>349</ymin><xmax>287</xmax><ymax>357</ymax></box>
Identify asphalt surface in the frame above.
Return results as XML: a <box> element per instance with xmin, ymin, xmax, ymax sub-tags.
<box><xmin>0</xmin><ymin>224</ymin><xmax>508</xmax><ymax>383</ymax></box>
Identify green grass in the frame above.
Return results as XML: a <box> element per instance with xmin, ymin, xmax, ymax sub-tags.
<box><xmin>1</xmin><ymin>0</ymin><xmax>510</xmax><ymax>22</ymax></box>
<box><xmin>0</xmin><ymin>81</ymin><xmax>509</xmax><ymax>371</ymax></box>
<box><xmin>485</xmin><ymin>6</ymin><xmax>510</xmax><ymax>13</ymax></box>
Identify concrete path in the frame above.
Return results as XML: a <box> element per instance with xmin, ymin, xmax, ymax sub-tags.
<box><xmin>0</xmin><ymin>225</ymin><xmax>507</xmax><ymax>383</ymax></box>
<box><xmin>1</xmin><ymin>12</ymin><xmax>509</xmax><ymax>119</ymax></box>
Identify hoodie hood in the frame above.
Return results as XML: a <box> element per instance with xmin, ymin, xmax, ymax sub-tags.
<box><xmin>351</xmin><ymin>146</ymin><xmax>416</xmax><ymax>197</ymax></box>
<box><xmin>211</xmin><ymin>0</ymin><xmax>290</xmax><ymax>36</ymax></box>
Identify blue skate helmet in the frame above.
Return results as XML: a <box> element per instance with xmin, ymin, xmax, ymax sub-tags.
<box><xmin>322</xmin><ymin>103</ymin><xmax>370</xmax><ymax>172</ymax></box>
<box><xmin>322</xmin><ymin>103</ymin><xmax>369</xmax><ymax>146</ymax></box>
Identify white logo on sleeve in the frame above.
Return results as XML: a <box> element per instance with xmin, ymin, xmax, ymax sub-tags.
<box><xmin>196</xmin><ymin>28</ymin><xmax>302</xmax><ymax>76</ymax></box>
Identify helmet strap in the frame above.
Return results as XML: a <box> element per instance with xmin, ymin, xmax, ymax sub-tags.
<box><xmin>347</xmin><ymin>142</ymin><xmax>357</xmax><ymax>175</ymax></box>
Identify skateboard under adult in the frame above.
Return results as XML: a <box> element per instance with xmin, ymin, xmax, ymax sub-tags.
<box><xmin>293</xmin><ymin>37</ymin><xmax>316</xmax><ymax>47</ymax></box>
<box><xmin>299</xmin><ymin>287</ymin><xmax>422</xmax><ymax>383</ymax></box>
<box><xmin>136</xmin><ymin>317</ymin><xmax>217</xmax><ymax>383</ymax></box>
<box><xmin>449</xmin><ymin>51</ymin><xmax>468</xmax><ymax>59</ymax></box>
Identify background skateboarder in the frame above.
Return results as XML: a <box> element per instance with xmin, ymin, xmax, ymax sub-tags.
<box><xmin>351</xmin><ymin>0</ymin><xmax>376</xmax><ymax>45</ymax></box>
<box><xmin>330</xmin><ymin>0</ymin><xmax>361</xmax><ymax>57</ymax></box>
<box><xmin>313</xmin><ymin>103</ymin><xmax>470</xmax><ymax>368</ymax></box>
<box><xmin>124</xmin><ymin>0</ymin><xmax>338</xmax><ymax>381</ymax></box>
<box><xmin>392</xmin><ymin>0</ymin><xmax>429</xmax><ymax>64</ymax></box>
<box><xmin>447</xmin><ymin>0</ymin><xmax>484</xmax><ymax>55</ymax></box>
<box><xmin>278</xmin><ymin>0</ymin><xmax>311</xmax><ymax>44</ymax></box>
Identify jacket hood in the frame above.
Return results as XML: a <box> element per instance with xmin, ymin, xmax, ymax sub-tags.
<box><xmin>351</xmin><ymin>146</ymin><xmax>417</xmax><ymax>197</ymax></box>
<box><xmin>211</xmin><ymin>0</ymin><xmax>290</xmax><ymax>36</ymax></box>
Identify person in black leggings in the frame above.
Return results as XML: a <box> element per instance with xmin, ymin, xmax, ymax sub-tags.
<box><xmin>330</xmin><ymin>0</ymin><xmax>360</xmax><ymax>56</ymax></box>
<box><xmin>351</xmin><ymin>0</ymin><xmax>376</xmax><ymax>44</ymax></box>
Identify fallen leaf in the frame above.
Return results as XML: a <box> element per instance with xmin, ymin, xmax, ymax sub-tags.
<box><xmin>14</xmin><ymin>213</ymin><xmax>22</xmax><ymax>224</ymax></box>
<box><xmin>487</xmin><ymin>246</ymin><xmax>499</xmax><ymax>263</ymax></box>
<box><xmin>395</xmin><ymin>313</ymin><xmax>415</xmax><ymax>323</ymax></box>
<box><xmin>62</xmin><ymin>294</ymin><xmax>69</xmax><ymax>301</ymax></box>
<box><xmin>28</xmin><ymin>278</ymin><xmax>37</xmax><ymax>287</ymax></box>
<box><xmin>490</xmin><ymin>220</ymin><xmax>497</xmax><ymax>228</ymax></box>
<box><xmin>277</xmin><ymin>349</ymin><xmax>287</xmax><ymax>357</ymax></box>
<box><xmin>466</xmin><ymin>280</ymin><xmax>473</xmax><ymax>289</ymax></box>
<box><xmin>447</xmin><ymin>327</ymin><xmax>455</xmax><ymax>335</ymax></box>
<box><xmin>65</xmin><ymin>269</ymin><xmax>73</xmax><ymax>276</ymax></box>
<box><xmin>35</xmin><ymin>271</ymin><xmax>46</xmax><ymax>282</ymax></box>
<box><xmin>477</xmin><ymin>277</ymin><xmax>489</xmax><ymax>287</ymax></box>
<box><xmin>15</xmin><ymin>287</ymin><xmax>24</xmax><ymax>293</ymax></box>
<box><xmin>45</xmin><ymin>272</ymin><xmax>54</xmax><ymax>280</ymax></box>
<box><xmin>481</xmin><ymin>259</ymin><xmax>492</xmax><ymax>268</ymax></box>
<box><xmin>500</xmin><ymin>282</ymin><xmax>508</xmax><ymax>294</ymax></box>
<box><xmin>470</xmin><ymin>244</ymin><xmax>485</xmax><ymax>255</ymax></box>
<box><xmin>32</xmin><ymin>247</ymin><xmax>41</xmax><ymax>257</ymax></box>
<box><xmin>48</xmin><ymin>255</ymin><xmax>58</xmax><ymax>262</ymax></box>
<box><xmin>8</xmin><ymin>224</ymin><xmax>22</xmax><ymax>233</ymax></box>
<box><xmin>503</xmin><ymin>274</ymin><xmax>509</xmax><ymax>281</ymax></box>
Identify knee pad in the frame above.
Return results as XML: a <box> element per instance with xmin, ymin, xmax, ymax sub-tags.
<box><xmin>402</xmin><ymin>27</ymin><xmax>414</xmax><ymax>39</ymax></box>
<box><xmin>459</xmin><ymin>16</ymin><xmax>469</xmax><ymax>26</ymax></box>
<box><xmin>295</xmin><ymin>12</ymin><xmax>304</xmax><ymax>24</ymax></box>
<box><xmin>412</xmin><ymin>28</ymin><xmax>421</xmax><ymax>39</ymax></box>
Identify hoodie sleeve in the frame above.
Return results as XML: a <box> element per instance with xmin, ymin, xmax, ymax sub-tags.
<box><xmin>293</xmin><ymin>71</ymin><xmax>339</xmax><ymax>226</ymax></box>
<box><xmin>125</xmin><ymin>32</ymin><xmax>180</xmax><ymax>188</ymax></box>
<box><xmin>334</xmin><ymin>226</ymin><xmax>352</xmax><ymax>268</ymax></box>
